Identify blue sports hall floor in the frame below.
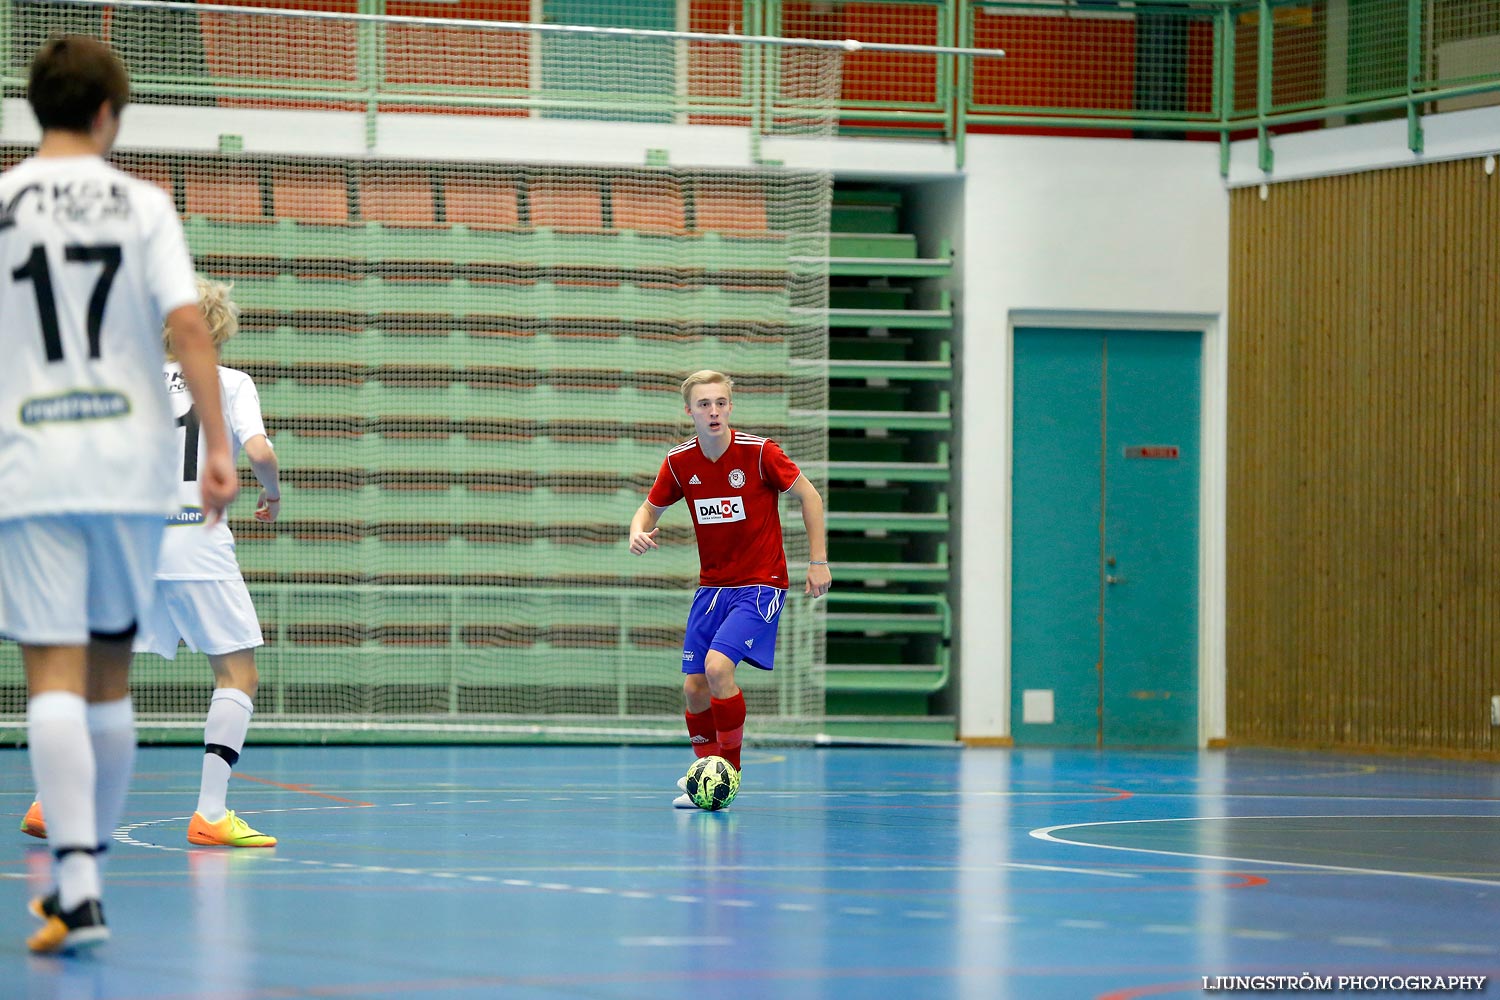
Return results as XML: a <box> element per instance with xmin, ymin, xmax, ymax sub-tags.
<box><xmin>3</xmin><ymin>744</ymin><xmax>1497</xmax><ymax>1000</ymax></box>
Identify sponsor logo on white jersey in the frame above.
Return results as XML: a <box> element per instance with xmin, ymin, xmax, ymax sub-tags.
<box><xmin>693</xmin><ymin>496</ymin><xmax>746</xmax><ymax>525</ymax></box>
<box><xmin>20</xmin><ymin>390</ymin><xmax>130</xmax><ymax>425</ymax></box>
<box><xmin>688</xmin><ymin>475</ymin><xmax>701</xmax><ymax>485</ymax></box>
<box><xmin>166</xmin><ymin>506</ymin><xmax>205</xmax><ymax>526</ymax></box>
<box><xmin>728</xmin><ymin>469</ymin><xmax>746</xmax><ymax>488</ymax></box>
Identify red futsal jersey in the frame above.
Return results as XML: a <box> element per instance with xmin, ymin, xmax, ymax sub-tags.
<box><xmin>647</xmin><ymin>430</ymin><xmax>802</xmax><ymax>588</ymax></box>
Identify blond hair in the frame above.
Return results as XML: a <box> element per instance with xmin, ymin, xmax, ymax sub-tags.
<box><xmin>163</xmin><ymin>276</ymin><xmax>239</xmax><ymax>359</ymax></box>
<box><xmin>680</xmin><ymin>370</ymin><xmax>733</xmax><ymax>407</ymax></box>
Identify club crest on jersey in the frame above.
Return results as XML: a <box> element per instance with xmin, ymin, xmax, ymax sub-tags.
<box><xmin>693</xmin><ymin>496</ymin><xmax>746</xmax><ymax>525</ymax></box>
<box><xmin>728</xmin><ymin>469</ymin><xmax>746</xmax><ymax>488</ymax></box>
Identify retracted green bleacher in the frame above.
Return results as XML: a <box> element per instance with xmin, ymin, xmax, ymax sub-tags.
<box><xmin>814</xmin><ymin>184</ymin><xmax>955</xmax><ymax>740</ymax></box>
<box><xmin>36</xmin><ymin>150</ymin><xmax>833</xmax><ymax>742</ymax></box>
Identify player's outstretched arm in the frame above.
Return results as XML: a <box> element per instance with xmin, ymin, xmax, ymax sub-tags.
<box><xmin>244</xmin><ymin>435</ymin><xmax>281</xmax><ymax>523</ymax></box>
<box><xmin>788</xmin><ymin>475</ymin><xmax>831</xmax><ymax>598</ymax></box>
<box><xmin>167</xmin><ymin>302</ymin><xmax>238</xmax><ymax>524</ymax></box>
<box><xmin>628</xmin><ymin>502</ymin><xmax>662</xmax><ymax>555</ymax></box>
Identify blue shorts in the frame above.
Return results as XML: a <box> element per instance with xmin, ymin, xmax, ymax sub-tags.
<box><xmin>682</xmin><ymin>585</ymin><xmax>786</xmax><ymax>674</ymax></box>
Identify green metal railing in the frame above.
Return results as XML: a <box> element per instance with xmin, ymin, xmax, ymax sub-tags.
<box><xmin>1228</xmin><ymin>0</ymin><xmax>1500</xmax><ymax>171</ymax></box>
<box><xmin>4</xmin><ymin>1</ymin><xmax>1499</xmax><ymax>172</ymax></box>
<box><xmin>963</xmin><ymin>0</ymin><xmax>1500</xmax><ymax>173</ymax></box>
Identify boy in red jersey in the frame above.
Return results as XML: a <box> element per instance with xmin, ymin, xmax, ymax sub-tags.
<box><xmin>628</xmin><ymin>371</ymin><xmax>831</xmax><ymax>807</ymax></box>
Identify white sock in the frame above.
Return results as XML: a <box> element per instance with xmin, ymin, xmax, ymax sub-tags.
<box><xmin>29</xmin><ymin>691</ymin><xmax>100</xmax><ymax>910</ymax></box>
<box><xmin>88</xmin><ymin>696</ymin><xmax>136</xmax><ymax>854</ymax></box>
<box><xmin>197</xmin><ymin>688</ymin><xmax>253</xmax><ymax>822</ymax></box>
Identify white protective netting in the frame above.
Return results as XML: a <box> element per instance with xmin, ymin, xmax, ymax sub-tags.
<box><xmin>0</xmin><ymin>0</ymin><xmax>835</xmax><ymax>742</ymax></box>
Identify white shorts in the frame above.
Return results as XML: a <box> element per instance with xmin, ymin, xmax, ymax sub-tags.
<box><xmin>135</xmin><ymin>579</ymin><xmax>265</xmax><ymax>660</ymax></box>
<box><xmin>0</xmin><ymin>514</ymin><xmax>165</xmax><ymax>646</ymax></box>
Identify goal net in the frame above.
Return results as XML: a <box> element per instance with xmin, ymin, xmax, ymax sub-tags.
<box><xmin>0</xmin><ymin>0</ymin><xmax>836</xmax><ymax>743</ymax></box>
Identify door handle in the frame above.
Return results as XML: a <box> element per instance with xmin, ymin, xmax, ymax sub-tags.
<box><xmin>1105</xmin><ymin>574</ymin><xmax>1126</xmax><ymax>585</ymax></box>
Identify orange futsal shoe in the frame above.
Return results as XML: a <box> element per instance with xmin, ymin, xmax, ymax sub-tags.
<box><xmin>187</xmin><ymin>810</ymin><xmax>277</xmax><ymax>848</ymax></box>
<box><xmin>19</xmin><ymin>801</ymin><xmax>46</xmax><ymax>840</ymax></box>
<box><xmin>27</xmin><ymin>896</ymin><xmax>108</xmax><ymax>954</ymax></box>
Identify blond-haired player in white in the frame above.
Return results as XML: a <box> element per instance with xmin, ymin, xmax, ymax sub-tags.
<box><xmin>0</xmin><ymin>36</ymin><xmax>237</xmax><ymax>953</ymax></box>
<box><xmin>22</xmin><ymin>276</ymin><xmax>282</xmax><ymax>851</ymax></box>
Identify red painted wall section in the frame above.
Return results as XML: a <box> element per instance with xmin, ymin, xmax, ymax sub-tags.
<box><xmin>385</xmin><ymin>0</ymin><xmax>533</xmax><ymax>90</ymax></box>
<box><xmin>199</xmin><ymin>0</ymin><xmax>358</xmax><ymax>96</ymax></box>
<box><xmin>781</xmin><ymin>2</ymin><xmax>941</xmax><ymax>106</ymax></box>
<box><xmin>972</xmin><ymin>11</ymin><xmax>1215</xmax><ymax>116</ymax></box>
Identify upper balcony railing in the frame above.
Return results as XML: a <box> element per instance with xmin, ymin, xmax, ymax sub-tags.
<box><xmin>3</xmin><ymin>0</ymin><xmax>1498</xmax><ymax>172</ymax></box>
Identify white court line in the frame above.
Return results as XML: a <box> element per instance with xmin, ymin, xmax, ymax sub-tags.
<box><xmin>1031</xmin><ymin>814</ymin><xmax>1500</xmax><ymax>888</ymax></box>
<box><xmin>1333</xmin><ymin>936</ymin><xmax>1393</xmax><ymax>948</ymax></box>
<box><xmin>95</xmin><ymin>802</ymin><xmax>1498</xmax><ymax>956</ymax></box>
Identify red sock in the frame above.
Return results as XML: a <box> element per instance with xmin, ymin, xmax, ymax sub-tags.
<box><xmin>685</xmin><ymin>708</ymin><xmax>718</xmax><ymax>758</ymax></box>
<box><xmin>709</xmin><ymin>692</ymin><xmax>746</xmax><ymax>770</ymax></box>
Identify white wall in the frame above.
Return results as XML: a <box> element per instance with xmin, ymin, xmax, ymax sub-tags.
<box><xmin>956</xmin><ymin>134</ymin><xmax>1229</xmax><ymax>742</ymax></box>
<box><xmin>1225</xmin><ymin>102</ymin><xmax>1500</xmax><ymax>189</ymax></box>
<box><xmin>0</xmin><ymin>99</ymin><xmax>963</xmax><ymax>175</ymax></box>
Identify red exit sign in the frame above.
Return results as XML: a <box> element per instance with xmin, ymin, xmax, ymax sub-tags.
<box><xmin>1125</xmin><ymin>446</ymin><xmax>1180</xmax><ymax>459</ymax></box>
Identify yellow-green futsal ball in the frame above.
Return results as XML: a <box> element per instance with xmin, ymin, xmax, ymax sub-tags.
<box><xmin>685</xmin><ymin>755</ymin><xmax>740</xmax><ymax>811</ymax></box>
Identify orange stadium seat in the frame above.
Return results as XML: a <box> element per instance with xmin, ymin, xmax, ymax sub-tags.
<box><xmin>272</xmin><ymin>166</ymin><xmax>350</xmax><ymax>223</ymax></box>
<box><xmin>184</xmin><ymin>163</ymin><xmax>266</xmax><ymax>221</ymax></box>
<box><xmin>610</xmin><ymin>175</ymin><xmax>687</xmax><ymax>235</ymax></box>
<box><xmin>360</xmin><ymin>169</ymin><xmax>438</xmax><ymax>226</ymax></box>
<box><xmin>529</xmin><ymin>177</ymin><xmax>606</xmax><ymax>231</ymax></box>
<box><xmin>125</xmin><ymin>156</ymin><xmax>177</xmax><ymax>200</ymax></box>
<box><xmin>443</xmin><ymin>175</ymin><xmax>522</xmax><ymax>229</ymax></box>
<box><xmin>693</xmin><ymin>180</ymin><xmax>770</xmax><ymax>235</ymax></box>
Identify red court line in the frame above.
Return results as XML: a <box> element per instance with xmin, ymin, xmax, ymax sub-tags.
<box><xmin>1225</xmin><ymin>871</ymin><xmax>1269</xmax><ymax>888</ymax></box>
<box><xmin>1004</xmin><ymin>785</ymin><xmax>1136</xmax><ymax>806</ymax></box>
<box><xmin>234</xmin><ymin>773</ymin><xmax>375</xmax><ymax>806</ymax></box>
<box><xmin>1021</xmin><ymin>785</ymin><xmax>1134</xmax><ymax>806</ymax></box>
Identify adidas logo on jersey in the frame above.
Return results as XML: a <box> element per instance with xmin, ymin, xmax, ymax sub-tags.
<box><xmin>688</xmin><ymin>475</ymin><xmax>701</xmax><ymax>484</ymax></box>
<box><xmin>745</xmin><ymin>638</ymin><xmax>754</xmax><ymax>648</ymax></box>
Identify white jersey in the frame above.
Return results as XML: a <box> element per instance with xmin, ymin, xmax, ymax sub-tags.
<box><xmin>158</xmin><ymin>363</ymin><xmax>267</xmax><ymax>580</ymax></box>
<box><xmin>0</xmin><ymin>155</ymin><xmax>199</xmax><ymax>520</ymax></box>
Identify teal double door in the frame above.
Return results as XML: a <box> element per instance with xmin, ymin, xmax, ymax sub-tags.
<box><xmin>1011</xmin><ymin>328</ymin><xmax>1201</xmax><ymax>747</ymax></box>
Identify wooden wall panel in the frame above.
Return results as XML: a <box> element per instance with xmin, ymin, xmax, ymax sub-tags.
<box><xmin>1228</xmin><ymin>157</ymin><xmax>1500</xmax><ymax>755</ymax></box>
